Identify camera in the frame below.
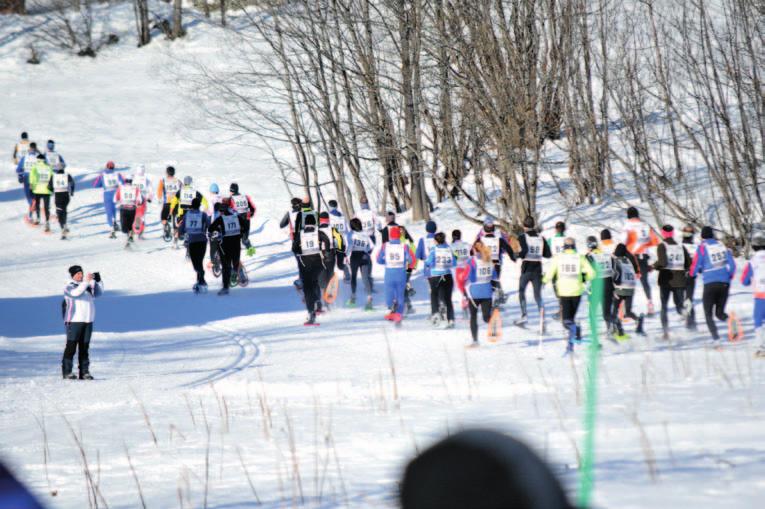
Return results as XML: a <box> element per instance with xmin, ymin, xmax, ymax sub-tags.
<box><xmin>93</xmin><ymin>272</ymin><xmax>101</xmax><ymax>283</ymax></box>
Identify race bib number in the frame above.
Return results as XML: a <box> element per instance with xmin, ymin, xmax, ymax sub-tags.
<box><xmin>618</xmin><ymin>260</ymin><xmax>636</xmax><ymax>288</ymax></box>
<box><xmin>424</xmin><ymin>237</ymin><xmax>437</xmax><ymax>257</ymax></box>
<box><xmin>232</xmin><ymin>195</ymin><xmax>249</xmax><ymax>214</ymax></box>
<box><xmin>451</xmin><ymin>242</ymin><xmax>470</xmax><ymax>263</ymax></box>
<box><xmin>185</xmin><ymin>212</ymin><xmax>204</xmax><ymax>234</ymax></box>
<box><xmin>351</xmin><ymin>233</ymin><xmax>371</xmax><ymax>251</ymax></box>
<box><xmin>637</xmin><ymin>224</ymin><xmax>651</xmax><ymax>245</ymax></box>
<box><xmin>180</xmin><ymin>188</ymin><xmax>195</xmax><ymax>206</ymax></box>
<box><xmin>53</xmin><ymin>173</ymin><xmax>69</xmax><ymax>192</ymax></box>
<box><xmin>550</xmin><ymin>236</ymin><xmax>566</xmax><ymax>255</ymax></box>
<box><xmin>24</xmin><ymin>156</ymin><xmax>36</xmax><ymax>172</ymax></box>
<box><xmin>665</xmin><ymin>244</ymin><xmax>685</xmax><ymax>271</ymax></box>
<box><xmin>475</xmin><ymin>260</ymin><xmax>494</xmax><ymax>284</ymax></box>
<box><xmin>483</xmin><ymin>236</ymin><xmax>499</xmax><ymax>259</ymax></box>
<box><xmin>121</xmin><ymin>186</ymin><xmax>137</xmax><ymax>204</ymax></box>
<box><xmin>37</xmin><ymin>168</ymin><xmax>50</xmax><ymax>184</ymax></box>
<box><xmin>103</xmin><ymin>172</ymin><xmax>119</xmax><ymax>189</ymax></box>
<box><xmin>300</xmin><ymin>230</ymin><xmax>320</xmax><ymax>254</ymax></box>
<box><xmin>386</xmin><ymin>243</ymin><xmax>405</xmax><ymax>269</ymax></box>
<box><xmin>223</xmin><ymin>215</ymin><xmax>240</xmax><ymax>236</ymax></box>
<box><xmin>47</xmin><ymin>152</ymin><xmax>60</xmax><ymax>167</ymax></box>
<box><xmin>591</xmin><ymin>252</ymin><xmax>613</xmax><ymax>278</ymax></box>
<box><xmin>524</xmin><ymin>236</ymin><xmax>543</xmax><ymax>261</ymax></box>
<box><xmin>165</xmin><ymin>179</ymin><xmax>180</xmax><ymax>195</ymax></box>
<box><xmin>134</xmin><ymin>176</ymin><xmax>147</xmax><ymax>192</ymax></box>
<box><xmin>330</xmin><ymin>215</ymin><xmax>345</xmax><ymax>232</ymax></box>
<box><xmin>434</xmin><ymin>246</ymin><xmax>453</xmax><ymax>271</ymax></box>
<box><xmin>706</xmin><ymin>243</ymin><xmax>727</xmax><ymax>268</ymax></box>
<box><xmin>559</xmin><ymin>254</ymin><xmax>581</xmax><ymax>278</ymax></box>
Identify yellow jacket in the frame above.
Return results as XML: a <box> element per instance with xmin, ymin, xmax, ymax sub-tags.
<box><xmin>29</xmin><ymin>161</ymin><xmax>53</xmax><ymax>195</ymax></box>
<box><xmin>543</xmin><ymin>249</ymin><xmax>596</xmax><ymax>297</ymax></box>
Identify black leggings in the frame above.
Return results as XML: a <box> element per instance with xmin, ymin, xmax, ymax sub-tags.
<box><xmin>120</xmin><ymin>208</ymin><xmax>136</xmax><ymax>234</ymax></box>
<box><xmin>637</xmin><ymin>255</ymin><xmax>652</xmax><ymax>301</ymax></box>
<box><xmin>34</xmin><ymin>193</ymin><xmax>50</xmax><ymax>221</ymax></box>
<box><xmin>518</xmin><ymin>270</ymin><xmax>543</xmax><ymax>316</ymax></box>
<box><xmin>299</xmin><ymin>259</ymin><xmax>323</xmax><ymax>314</ymax></box>
<box><xmin>220</xmin><ymin>236</ymin><xmax>242</xmax><ymax>289</ymax></box>
<box><xmin>685</xmin><ymin>275</ymin><xmax>697</xmax><ymax>326</ymax></box>
<box><xmin>240</xmin><ymin>216</ymin><xmax>252</xmax><ymax>248</ymax></box>
<box><xmin>55</xmin><ymin>192</ymin><xmax>69</xmax><ymax>228</ymax></box>
<box><xmin>560</xmin><ymin>296</ymin><xmax>581</xmax><ymax>341</ymax></box>
<box><xmin>601</xmin><ymin>278</ymin><xmax>614</xmax><ymax>325</ymax></box>
<box><xmin>469</xmin><ymin>298</ymin><xmax>492</xmax><ymax>342</ymax></box>
<box><xmin>350</xmin><ymin>252</ymin><xmax>373</xmax><ymax>296</ymax></box>
<box><xmin>429</xmin><ymin>274</ymin><xmax>455</xmax><ymax>321</ymax></box>
<box><xmin>63</xmin><ymin>322</ymin><xmax>92</xmax><ymax>376</ymax></box>
<box><xmin>189</xmin><ymin>241</ymin><xmax>207</xmax><ymax>284</ymax></box>
<box><xmin>660</xmin><ymin>285</ymin><xmax>684</xmax><ymax>332</ymax></box>
<box><xmin>703</xmin><ymin>282</ymin><xmax>729</xmax><ymax>340</ymax></box>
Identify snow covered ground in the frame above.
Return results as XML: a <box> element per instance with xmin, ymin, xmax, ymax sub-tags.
<box><xmin>1</xmin><ymin>6</ymin><xmax>765</xmax><ymax>509</ymax></box>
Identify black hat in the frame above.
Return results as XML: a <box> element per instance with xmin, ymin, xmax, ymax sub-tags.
<box><xmin>600</xmin><ymin>228</ymin><xmax>612</xmax><ymax>240</ymax></box>
<box><xmin>21</xmin><ymin>132</ymin><xmax>28</xmax><ymax>139</ymax></box>
<box><xmin>319</xmin><ymin>211</ymin><xmax>329</xmax><ymax>219</ymax></box>
<box><xmin>290</xmin><ymin>197</ymin><xmax>302</xmax><ymax>206</ymax></box>
<box><xmin>36</xmin><ymin>153</ymin><xmax>45</xmax><ymax>160</ymax></box>
<box><xmin>701</xmin><ymin>226</ymin><xmax>714</xmax><ymax>239</ymax></box>
<box><xmin>304</xmin><ymin>214</ymin><xmax>316</xmax><ymax>226</ymax></box>
<box><xmin>586</xmin><ymin>236</ymin><xmax>598</xmax><ymax>249</ymax></box>
<box><xmin>166</xmin><ymin>166</ymin><xmax>175</xmax><ymax>176</ymax></box>
<box><xmin>523</xmin><ymin>216</ymin><xmax>535</xmax><ymax>229</ymax></box>
<box><xmin>452</xmin><ymin>229</ymin><xmax>462</xmax><ymax>241</ymax></box>
<box><xmin>662</xmin><ymin>224</ymin><xmax>674</xmax><ymax>233</ymax></box>
<box><xmin>230</xmin><ymin>182</ymin><xmax>239</xmax><ymax>194</ymax></box>
<box><xmin>191</xmin><ymin>196</ymin><xmax>201</xmax><ymax>209</ymax></box>
<box><xmin>555</xmin><ymin>221</ymin><xmax>565</xmax><ymax>232</ymax></box>
<box><xmin>68</xmin><ymin>265</ymin><xmax>83</xmax><ymax>277</ymax></box>
<box><xmin>328</xmin><ymin>199</ymin><xmax>338</xmax><ymax>208</ymax></box>
<box><xmin>627</xmin><ymin>206</ymin><xmax>639</xmax><ymax>219</ymax></box>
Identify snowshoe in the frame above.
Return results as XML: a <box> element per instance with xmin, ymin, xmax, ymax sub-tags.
<box><xmin>445</xmin><ymin>320</ymin><xmax>455</xmax><ymax>329</ymax></box>
<box><xmin>613</xmin><ymin>332</ymin><xmax>630</xmax><ymax>342</ymax></box>
<box><xmin>514</xmin><ymin>315</ymin><xmax>528</xmax><ymax>328</ymax></box>
<box><xmin>466</xmin><ymin>341</ymin><xmax>480</xmax><ymax>349</ymax></box>
<box><xmin>237</xmin><ymin>266</ymin><xmax>249</xmax><ymax>287</ymax></box>
<box><xmin>109</xmin><ymin>230</ymin><xmax>117</xmax><ymax>239</ymax></box>
<box><xmin>193</xmin><ymin>283</ymin><xmax>200</xmax><ymax>294</ymax></box>
<box><xmin>384</xmin><ymin>312</ymin><xmax>395</xmax><ymax>321</ymax></box>
<box><xmin>162</xmin><ymin>223</ymin><xmax>172</xmax><ymax>242</ymax></box>
<box><xmin>79</xmin><ymin>373</ymin><xmax>94</xmax><ymax>380</ymax></box>
<box><xmin>346</xmin><ymin>296</ymin><xmax>357</xmax><ymax>308</ymax></box>
<box><xmin>406</xmin><ymin>303</ymin><xmax>416</xmax><ymax>315</ymax></box>
<box><xmin>304</xmin><ymin>313</ymin><xmax>319</xmax><ymax>326</ymax></box>
<box><xmin>364</xmin><ymin>298</ymin><xmax>374</xmax><ymax>311</ymax></box>
<box><xmin>44</xmin><ymin>222</ymin><xmax>51</xmax><ymax>233</ymax></box>
<box><xmin>63</xmin><ymin>372</ymin><xmax>77</xmax><ymax>380</ymax></box>
<box><xmin>199</xmin><ymin>283</ymin><xmax>208</xmax><ymax>294</ymax></box>
<box><xmin>430</xmin><ymin>314</ymin><xmax>441</xmax><ymax>327</ymax></box>
<box><xmin>212</xmin><ymin>257</ymin><xmax>222</xmax><ymax>278</ymax></box>
<box><xmin>391</xmin><ymin>312</ymin><xmax>403</xmax><ymax>324</ymax></box>
<box><xmin>218</xmin><ymin>288</ymin><xmax>229</xmax><ymax>296</ymax></box>
<box><xmin>563</xmin><ymin>343</ymin><xmax>574</xmax><ymax>356</ymax></box>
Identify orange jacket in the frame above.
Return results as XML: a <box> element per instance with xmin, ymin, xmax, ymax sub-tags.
<box><xmin>622</xmin><ymin>218</ymin><xmax>659</xmax><ymax>255</ymax></box>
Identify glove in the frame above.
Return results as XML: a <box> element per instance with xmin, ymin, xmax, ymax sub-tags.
<box><xmin>17</xmin><ymin>174</ymin><xmax>24</xmax><ymax>184</ymax></box>
<box><xmin>246</xmin><ymin>246</ymin><xmax>256</xmax><ymax>256</ymax></box>
<box><xmin>93</xmin><ymin>272</ymin><xmax>101</xmax><ymax>283</ymax></box>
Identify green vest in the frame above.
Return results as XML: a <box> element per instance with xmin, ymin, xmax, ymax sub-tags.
<box><xmin>31</xmin><ymin>161</ymin><xmax>53</xmax><ymax>195</ymax></box>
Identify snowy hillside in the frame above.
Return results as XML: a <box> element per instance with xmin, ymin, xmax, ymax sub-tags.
<box><xmin>1</xmin><ymin>4</ymin><xmax>765</xmax><ymax>509</ymax></box>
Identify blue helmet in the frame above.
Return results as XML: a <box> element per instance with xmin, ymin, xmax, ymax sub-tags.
<box><xmin>209</xmin><ymin>183</ymin><xmax>219</xmax><ymax>194</ymax></box>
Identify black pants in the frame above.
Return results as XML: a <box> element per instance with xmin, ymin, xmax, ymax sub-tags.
<box><xmin>161</xmin><ymin>203</ymin><xmax>172</xmax><ymax>222</ymax></box>
<box><xmin>120</xmin><ymin>208</ymin><xmax>136</xmax><ymax>234</ymax></box>
<box><xmin>685</xmin><ymin>275</ymin><xmax>697</xmax><ymax>326</ymax></box>
<box><xmin>660</xmin><ymin>284</ymin><xmax>684</xmax><ymax>332</ymax></box>
<box><xmin>220</xmin><ymin>235</ymin><xmax>242</xmax><ymax>289</ymax></box>
<box><xmin>55</xmin><ymin>192</ymin><xmax>69</xmax><ymax>228</ymax></box>
<box><xmin>299</xmin><ymin>258</ymin><xmax>324</xmax><ymax>313</ymax></box>
<box><xmin>350</xmin><ymin>252</ymin><xmax>373</xmax><ymax>296</ymax></box>
<box><xmin>210</xmin><ymin>238</ymin><xmax>221</xmax><ymax>271</ymax></box>
<box><xmin>189</xmin><ymin>241</ymin><xmax>207</xmax><ymax>285</ymax></box>
<box><xmin>492</xmin><ymin>261</ymin><xmax>503</xmax><ymax>291</ymax></box>
<box><xmin>518</xmin><ymin>270</ymin><xmax>543</xmax><ymax>317</ymax></box>
<box><xmin>601</xmin><ymin>277</ymin><xmax>614</xmax><ymax>326</ymax></box>
<box><xmin>429</xmin><ymin>274</ymin><xmax>455</xmax><ymax>321</ymax></box>
<box><xmin>469</xmin><ymin>298</ymin><xmax>492</xmax><ymax>342</ymax></box>
<box><xmin>613</xmin><ymin>293</ymin><xmax>638</xmax><ymax>321</ymax></box>
<box><xmin>34</xmin><ymin>193</ymin><xmax>50</xmax><ymax>221</ymax></box>
<box><xmin>240</xmin><ymin>216</ymin><xmax>252</xmax><ymax>248</ymax></box>
<box><xmin>560</xmin><ymin>296</ymin><xmax>581</xmax><ymax>341</ymax></box>
<box><xmin>703</xmin><ymin>282</ymin><xmax>729</xmax><ymax>340</ymax></box>
<box><xmin>335</xmin><ymin>251</ymin><xmax>346</xmax><ymax>271</ymax></box>
<box><xmin>63</xmin><ymin>322</ymin><xmax>93</xmax><ymax>376</ymax></box>
<box><xmin>637</xmin><ymin>254</ymin><xmax>652</xmax><ymax>301</ymax></box>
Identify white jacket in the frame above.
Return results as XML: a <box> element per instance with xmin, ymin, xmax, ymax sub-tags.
<box><xmin>63</xmin><ymin>279</ymin><xmax>103</xmax><ymax>323</ymax></box>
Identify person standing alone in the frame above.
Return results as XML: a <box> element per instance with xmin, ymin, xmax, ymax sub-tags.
<box><xmin>62</xmin><ymin>266</ymin><xmax>104</xmax><ymax>380</ymax></box>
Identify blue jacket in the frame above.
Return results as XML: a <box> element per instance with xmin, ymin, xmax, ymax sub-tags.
<box><xmin>689</xmin><ymin>239</ymin><xmax>736</xmax><ymax>284</ymax></box>
<box><xmin>466</xmin><ymin>257</ymin><xmax>497</xmax><ymax>300</ymax></box>
<box><xmin>45</xmin><ymin>151</ymin><xmax>66</xmax><ymax>170</ymax></box>
<box><xmin>92</xmin><ymin>170</ymin><xmax>123</xmax><ymax>193</ymax></box>
<box><xmin>416</xmin><ymin>234</ymin><xmax>437</xmax><ymax>277</ymax></box>
<box><xmin>424</xmin><ymin>242</ymin><xmax>457</xmax><ymax>277</ymax></box>
<box><xmin>15</xmin><ymin>151</ymin><xmax>40</xmax><ymax>176</ymax></box>
<box><xmin>179</xmin><ymin>210</ymin><xmax>210</xmax><ymax>244</ymax></box>
<box><xmin>377</xmin><ymin>239</ymin><xmax>413</xmax><ymax>281</ymax></box>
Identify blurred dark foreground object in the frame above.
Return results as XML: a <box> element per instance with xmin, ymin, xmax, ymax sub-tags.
<box><xmin>401</xmin><ymin>429</ymin><xmax>575</xmax><ymax>509</ymax></box>
<box><xmin>0</xmin><ymin>461</ymin><xmax>45</xmax><ymax>509</ymax></box>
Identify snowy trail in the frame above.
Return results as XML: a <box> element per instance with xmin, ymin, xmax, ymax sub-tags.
<box><xmin>2</xmin><ymin>8</ymin><xmax>765</xmax><ymax>509</ymax></box>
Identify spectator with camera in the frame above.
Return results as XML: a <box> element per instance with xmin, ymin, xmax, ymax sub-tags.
<box><xmin>62</xmin><ymin>265</ymin><xmax>104</xmax><ymax>380</ymax></box>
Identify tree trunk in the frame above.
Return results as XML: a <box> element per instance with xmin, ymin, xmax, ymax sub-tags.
<box><xmin>0</xmin><ymin>0</ymin><xmax>24</xmax><ymax>14</ymax></box>
<box><xmin>172</xmin><ymin>0</ymin><xmax>184</xmax><ymax>39</ymax></box>
<box><xmin>134</xmin><ymin>0</ymin><xmax>151</xmax><ymax>47</ymax></box>
<box><xmin>220</xmin><ymin>0</ymin><xmax>226</xmax><ymax>27</ymax></box>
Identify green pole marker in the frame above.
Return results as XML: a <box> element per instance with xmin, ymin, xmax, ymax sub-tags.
<box><xmin>578</xmin><ymin>265</ymin><xmax>603</xmax><ymax>508</ymax></box>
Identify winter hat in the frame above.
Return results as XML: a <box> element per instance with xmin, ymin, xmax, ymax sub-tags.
<box><xmin>435</xmin><ymin>232</ymin><xmax>446</xmax><ymax>244</ymax></box>
<box><xmin>47</xmin><ymin>140</ymin><xmax>55</xmax><ymax>150</ymax></box>
<box><xmin>400</xmin><ymin>429</ymin><xmax>575</xmax><ymax>509</ymax></box>
<box><xmin>661</xmin><ymin>225</ymin><xmax>674</xmax><ymax>239</ymax></box>
<box><xmin>563</xmin><ymin>237</ymin><xmax>576</xmax><ymax>250</ymax></box>
<box><xmin>483</xmin><ymin>216</ymin><xmax>495</xmax><ymax>227</ymax></box>
<box><xmin>600</xmin><ymin>228</ymin><xmax>612</xmax><ymax>240</ymax></box>
<box><xmin>304</xmin><ymin>214</ymin><xmax>316</xmax><ymax>226</ymax></box>
<box><xmin>209</xmin><ymin>183</ymin><xmax>219</xmax><ymax>194</ymax></box>
<box><xmin>387</xmin><ymin>211</ymin><xmax>396</xmax><ymax>223</ymax></box>
<box><xmin>523</xmin><ymin>216</ymin><xmax>535</xmax><ymax>229</ymax></box>
<box><xmin>452</xmin><ymin>229</ymin><xmax>462</xmax><ymax>241</ymax></box>
<box><xmin>350</xmin><ymin>218</ymin><xmax>362</xmax><ymax>232</ymax></box>
<box><xmin>390</xmin><ymin>226</ymin><xmax>401</xmax><ymax>240</ymax></box>
<box><xmin>586</xmin><ymin>236</ymin><xmax>598</xmax><ymax>250</ymax></box>
<box><xmin>230</xmin><ymin>183</ymin><xmax>239</xmax><ymax>194</ymax></box>
<box><xmin>328</xmin><ymin>199</ymin><xmax>338</xmax><ymax>208</ymax></box>
<box><xmin>68</xmin><ymin>265</ymin><xmax>83</xmax><ymax>277</ymax></box>
<box><xmin>701</xmin><ymin>226</ymin><xmax>714</xmax><ymax>239</ymax></box>
<box><xmin>183</xmin><ymin>176</ymin><xmax>193</xmax><ymax>186</ymax></box>
<box><xmin>166</xmin><ymin>165</ymin><xmax>175</xmax><ymax>176</ymax></box>
<box><xmin>426</xmin><ymin>220</ymin><xmax>437</xmax><ymax>234</ymax></box>
<box><xmin>21</xmin><ymin>132</ymin><xmax>28</xmax><ymax>140</ymax></box>
<box><xmin>555</xmin><ymin>221</ymin><xmax>566</xmax><ymax>233</ymax></box>
<box><xmin>106</xmin><ymin>161</ymin><xmax>115</xmax><ymax>170</ymax></box>
<box><xmin>614</xmin><ymin>243</ymin><xmax>628</xmax><ymax>257</ymax></box>
<box><xmin>627</xmin><ymin>206</ymin><xmax>639</xmax><ymax>219</ymax></box>
<box><xmin>29</xmin><ymin>142</ymin><xmax>37</xmax><ymax>151</ymax></box>
<box><xmin>319</xmin><ymin>212</ymin><xmax>330</xmax><ymax>224</ymax></box>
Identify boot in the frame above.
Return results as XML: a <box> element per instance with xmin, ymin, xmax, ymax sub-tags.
<box><xmin>44</xmin><ymin>221</ymin><xmax>50</xmax><ymax>232</ymax></box>
<box><xmin>636</xmin><ymin>314</ymin><xmax>646</xmax><ymax>336</ymax></box>
<box><xmin>218</xmin><ymin>288</ymin><xmax>229</xmax><ymax>296</ymax></box>
<box><xmin>364</xmin><ymin>296</ymin><xmax>373</xmax><ymax>311</ymax></box>
<box><xmin>80</xmin><ymin>372</ymin><xmax>94</xmax><ymax>380</ymax></box>
<box><xmin>63</xmin><ymin>372</ymin><xmax>77</xmax><ymax>380</ymax></box>
<box><xmin>346</xmin><ymin>295</ymin><xmax>357</xmax><ymax>307</ymax></box>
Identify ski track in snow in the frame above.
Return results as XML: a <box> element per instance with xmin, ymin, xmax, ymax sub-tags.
<box><xmin>1</xmin><ymin>6</ymin><xmax>765</xmax><ymax>509</ymax></box>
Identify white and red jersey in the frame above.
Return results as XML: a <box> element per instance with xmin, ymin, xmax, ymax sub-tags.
<box><xmin>742</xmin><ymin>251</ymin><xmax>765</xmax><ymax>299</ymax></box>
<box><xmin>114</xmin><ymin>183</ymin><xmax>143</xmax><ymax>209</ymax></box>
<box><xmin>133</xmin><ymin>174</ymin><xmax>153</xmax><ymax>201</ymax></box>
<box><xmin>621</xmin><ymin>218</ymin><xmax>660</xmax><ymax>255</ymax></box>
<box><xmin>229</xmin><ymin>193</ymin><xmax>256</xmax><ymax>218</ymax></box>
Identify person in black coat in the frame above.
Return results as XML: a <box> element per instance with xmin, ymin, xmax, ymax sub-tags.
<box><xmin>293</xmin><ymin>214</ymin><xmax>331</xmax><ymax>324</ymax></box>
